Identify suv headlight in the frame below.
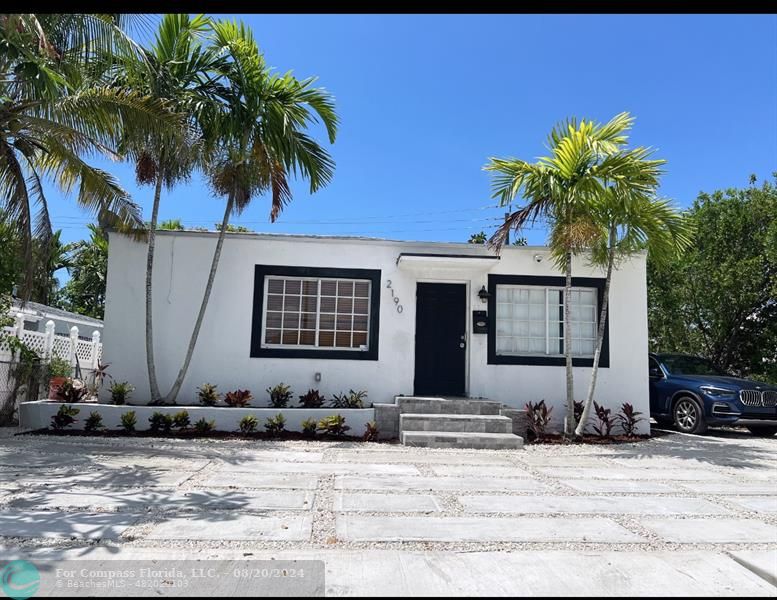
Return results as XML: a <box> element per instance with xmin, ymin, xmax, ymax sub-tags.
<box><xmin>699</xmin><ymin>385</ymin><xmax>737</xmax><ymax>399</ymax></box>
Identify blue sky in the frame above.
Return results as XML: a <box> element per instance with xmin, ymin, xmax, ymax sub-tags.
<box><xmin>50</xmin><ymin>13</ymin><xmax>777</xmax><ymax>247</ymax></box>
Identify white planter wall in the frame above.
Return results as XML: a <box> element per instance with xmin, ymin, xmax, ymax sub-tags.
<box><xmin>103</xmin><ymin>232</ymin><xmax>650</xmax><ymax>434</ymax></box>
<box><xmin>20</xmin><ymin>401</ymin><xmax>375</xmax><ymax>434</ymax></box>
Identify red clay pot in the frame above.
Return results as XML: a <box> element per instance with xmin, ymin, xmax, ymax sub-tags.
<box><xmin>48</xmin><ymin>376</ymin><xmax>68</xmax><ymax>401</ymax></box>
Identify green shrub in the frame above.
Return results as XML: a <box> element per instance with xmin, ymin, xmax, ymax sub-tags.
<box><xmin>148</xmin><ymin>411</ymin><xmax>174</xmax><ymax>434</ymax></box>
<box><xmin>330</xmin><ymin>389</ymin><xmax>367</xmax><ymax>409</ymax></box>
<box><xmin>197</xmin><ymin>383</ymin><xmax>219</xmax><ymax>406</ymax></box>
<box><xmin>363</xmin><ymin>420</ymin><xmax>379</xmax><ymax>442</ymax></box>
<box><xmin>224</xmin><ymin>389</ymin><xmax>252</xmax><ymax>407</ymax></box>
<box><xmin>298</xmin><ymin>389</ymin><xmax>326</xmax><ymax>408</ymax></box>
<box><xmin>266</xmin><ymin>383</ymin><xmax>292</xmax><ymax>408</ymax></box>
<box><xmin>238</xmin><ymin>415</ymin><xmax>258</xmax><ymax>434</ymax></box>
<box><xmin>120</xmin><ymin>410</ymin><xmax>137</xmax><ymax>433</ymax></box>
<box><xmin>264</xmin><ymin>413</ymin><xmax>286</xmax><ymax>437</ymax></box>
<box><xmin>110</xmin><ymin>381</ymin><xmax>134</xmax><ymax>405</ymax></box>
<box><xmin>51</xmin><ymin>404</ymin><xmax>79</xmax><ymax>430</ymax></box>
<box><xmin>301</xmin><ymin>417</ymin><xmax>317</xmax><ymax>438</ymax></box>
<box><xmin>317</xmin><ymin>414</ymin><xmax>350</xmax><ymax>437</ymax></box>
<box><xmin>194</xmin><ymin>418</ymin><xmax>215</xmax><ymax>434</ymax></box>
<box><xmin>172</xmin><ymin>410</ymin><xmax>191</xmax><ymax>430</ymax></box>
<box><xmin>84</xmin><ymin>411</ymin><xmax>104</xmax><ymax>432</ymax></box>
<box><xmin>47</xmin><ymin>356</ymin><xmax>72</xmax><ymax>378</ymax></box>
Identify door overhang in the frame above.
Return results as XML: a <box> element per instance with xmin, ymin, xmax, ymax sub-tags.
<box><xmin>396</xmin><ymin>252</ymin><xmax>500</xmax><ymax>272</ymax></box>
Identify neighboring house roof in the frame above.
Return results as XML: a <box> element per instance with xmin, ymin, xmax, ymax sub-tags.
<box><xmin>10</xmin><ymin>299</ymin><xmax>103</xmax><ymax>328</ymax></box>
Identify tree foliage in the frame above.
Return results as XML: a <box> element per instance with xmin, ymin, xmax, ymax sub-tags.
<box><xmin>56</xmin><ymin>224</ymin><xmax>108</xmax><ymax>319</ymax></box>
<box><xmin>648</xmin><ymin>175</ymin><xmax>777</xmax><ymax>383</ymax></box>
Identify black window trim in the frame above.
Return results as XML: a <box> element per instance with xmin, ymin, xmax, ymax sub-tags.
<box><xmin>487</xmin><ymin>274</ymin><xmax>610</xmax><ymax>367</ymax></box>
<box><xmin>250</xmin><ymin>265</ymin><xmax>381</xmax><ymax>360</ymax></box>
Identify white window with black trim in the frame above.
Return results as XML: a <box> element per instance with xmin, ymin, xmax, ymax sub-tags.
<box><xmin>262</xmin><ymin>277</ymin><xmax>371</xmax><ymax>350</ymax></box>
<box><xmin>495</xmin><ymin>285</ymin><xmax>598</xmax><ymax>358</ymax></box>
<box><xmin>250</xmin><ymin>265</ymin><xmax>381</xmax><ymax>360</ymax></box>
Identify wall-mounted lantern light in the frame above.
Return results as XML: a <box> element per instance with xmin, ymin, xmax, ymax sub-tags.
<box><xmin>477</xmin><ymin>285</ymin><xmax>491</xmax><ymax>304</ymax></box>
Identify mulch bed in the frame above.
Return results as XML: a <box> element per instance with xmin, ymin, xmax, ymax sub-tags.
<box><xmin>17</xmin><ymin>428</ymin><xmax>392</xmax><ymax>443</ymax></box>
<box><xmin>526</xmin><ymin>433</ymin><xmax>657</xmax><ymax>445</ymax></box>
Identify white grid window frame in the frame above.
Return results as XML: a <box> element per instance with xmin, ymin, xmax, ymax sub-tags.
<box><xmin>261</xmin><ymin>275</ymin><xmax>372</xmax><ymax>352</ymax></box>
<box><xmin>495</xmin><ymin>285</ymin><xmax>598</xmax><ymax>358</ymax></box>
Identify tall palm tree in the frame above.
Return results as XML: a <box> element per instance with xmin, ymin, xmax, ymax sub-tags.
<box><xmin>574</xmin><ymin>189</ymin><xmax>692</xmax><ymax>437</ymax></box>
<box><xmin>0</xmin><ymin>14</ymin><xmax>178</xmax><ymax>303</ymax></box>
<box><xmin>485</xmin><ymin>112</ymin><xmax>642</xmax><ymax>438</ymax></box>
<box><xmin>114</xmin><ymin>13</ymin><xmax>227</xmax><ymax>404</ymax></box>
<box><xmin>159</xmin><ymin>19</ymin><xmax>339</xmax><ymax>404</ymax></box>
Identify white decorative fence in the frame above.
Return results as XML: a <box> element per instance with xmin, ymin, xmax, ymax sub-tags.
<box><xmin>1</xmin><ymin>313</ymin><xmax>103</xmax><ymax>424</ymax></box>
<box><xmin>0</xmin><ymin>313</ymin><xmax>102</xmax><ymax>369</ymax></box>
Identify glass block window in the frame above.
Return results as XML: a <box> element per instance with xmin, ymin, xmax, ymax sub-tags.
<box><xmin>495</xmin><ymin>285</ymin><xmax>597</xmax><ymax>357</ymax></box>
<box><xmin>262</xmin><ymin>276</ymin><xmax>371</xmax><ymax>351</ymax></box>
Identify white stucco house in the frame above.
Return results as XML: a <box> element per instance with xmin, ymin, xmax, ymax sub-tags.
<box><xmin>101</xmin><ymin>230</ymin><xmax>650</xmax><ymax>434</ymax></box>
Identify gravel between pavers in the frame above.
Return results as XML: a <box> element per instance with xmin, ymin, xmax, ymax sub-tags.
<box><xmin>1</xmin><ymin>427</ymin><xmax>775</xmax><ymax>555</ymax></box>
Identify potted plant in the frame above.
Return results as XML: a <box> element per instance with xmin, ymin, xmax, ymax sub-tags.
<box><xmin>47</xmin><ymin>356</ymin><xmax>72</xmax><ymax>400</ymax></box>
<box><xmin>55</xmin><ymin>378</ymin><xmax>88</xmax><ymax>403</ymax></box>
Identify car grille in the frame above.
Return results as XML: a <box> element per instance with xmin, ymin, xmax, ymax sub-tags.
<box><xmin>739</xmin><ymin>390</ymin><xmax>777</xmax><ymax>407</ymax></box>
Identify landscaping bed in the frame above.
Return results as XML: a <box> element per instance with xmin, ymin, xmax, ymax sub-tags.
<box><xmin>18</xmin><ymin>427</ymin><xmax>389</xmax><ymax>443</ymax></box>
<box><xmin>19</xmin><ymin>401</ymin><xmax>378</xmax><ymax>440</ymax></box>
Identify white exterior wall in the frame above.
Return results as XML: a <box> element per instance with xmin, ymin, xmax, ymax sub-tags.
<box><xmin>103</xmin><ymin>231</ymin><xmax>649</xmax><ymax>433</ymax></box>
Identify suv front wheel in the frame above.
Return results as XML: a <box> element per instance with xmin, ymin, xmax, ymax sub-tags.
<box><xmin>673</xmin><ymin>396</ymin><xmax>708</xmax><ymax>434</ymax></box>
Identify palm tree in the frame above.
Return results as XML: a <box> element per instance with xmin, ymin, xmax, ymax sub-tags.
<box><xmin>0</xmin><ymin>14</ymin><xmax>178</xmax><ymax>303</ymax></box>
<box><xmin>485</xmin><ymin>112</ymin><xmax>643</xmax><ymax>438</ymax></box>
<box><xmin>574</xmin><ymin>190</ymin><xmax>692</xmax><ymax>437</ymax></box>
<box><xmin>114</xmin><ymin>13</ymin><xmax>226</xmax><ymax>404</ymax></box>
<box><xmin>468</xmin><ymin>231</ymin><xmax>488</xmax><ymax>244</ymax></box>
<box><xmin>159</xmin><ymin>19</ymin><xmax>339</xmax><ymax>404</ymax></box>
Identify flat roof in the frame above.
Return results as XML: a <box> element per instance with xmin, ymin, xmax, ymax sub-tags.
<box><xmin>110</xmin><ymin>228</ymin><xmax>551</xmax><ymax>252</ymax></box>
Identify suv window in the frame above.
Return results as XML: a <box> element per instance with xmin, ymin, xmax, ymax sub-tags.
<box><xmin>648</xmin><ymin>357</ymin><xmax>663</xmax><ymax>377</ymax></box>
<box><xmin>661</xmin><ymin>355</ymin><xmax>723</xmax><ymax>376</ymax></box>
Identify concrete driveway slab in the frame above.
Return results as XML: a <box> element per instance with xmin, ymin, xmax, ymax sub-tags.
<box><xmin>336</xmin><ymin>515</ymin><xmax>643</xmax><ymax>543</ymax></box>
<box><xmin>224</xmin><ymin>461</ymin><xmax>420</xmax><ymax>476</ymax></box>
<box><xmin>459</xmin><ymin>495</ymin><xmax>731</xmax><ymax>515</ymax></box>
<box><xmin>725</xmin><ymin>496</ymin><xmax>777</xmax><ymax>514</ymax></box>
<box><xmin>679</xmin><ymin>481</ymin><xmax>777</xmax><ymax>495</ymax></box>
<box><xmin>202</xmin><ymin>471</ymin><xmax>319</xmax><ymax>490</ymax></box>
<box><xmin>145</xmin><ymin>514</ymin><xmax>313</xmax><ymax>541</ymax></box>
<box><xmin>537</xmin><ymin>466</ymin><xmax>731</xmax><ymax>481</ymax></box>
<box><xmin>728</xmin><ymin>549</ymin><xmax>777</xmax><ymax>587</ymax></box>
<box><xmin>430</xmin><ymin>465</ymin><xmax>532</xmax><ymax>478</ymax></box>
<box><xmin>640</xmin><ymin>518</ymin><xmax>777</xmax><ymax>544</ymax></box>
<box><xmin>0</xmin><ymin>510</ymin><xmax>139</xmax><ymax>540</ymax></box>
<box><xmin>8</xmin><ymin>488</ymin><xmax>314</xmax><ymax>512</ymax></box>
<box><xmin>335</xmin><ymin>475</ymin><xmax>545</xmax><ymax>492</ymax></box>
<box><xmin>333</xmin><ymin>493</ymin><xmax>442</xmax><ymax>513</ymax></box>
<box><xmin>561</xmin><ymin>479</ymin><xmax>680</xmax><ymax>494</ymax></box>
<box><xmin>1</xmin><ymin>468</ymin><xmax>196</xmax><ymax>488</ymax></box>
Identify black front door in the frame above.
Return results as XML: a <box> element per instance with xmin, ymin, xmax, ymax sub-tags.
<box><xmin>414</xmin><ymin>283</ymin><xmax>466</xmax><ymax>396</ymax></box>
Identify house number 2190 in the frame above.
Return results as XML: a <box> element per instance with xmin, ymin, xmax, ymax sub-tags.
<box><xmin>385</xmin><ymin>280</ymin><xmax>403</xmax><ymax>314</ymax></box>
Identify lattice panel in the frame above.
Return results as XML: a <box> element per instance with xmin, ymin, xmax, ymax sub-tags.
<box><xmin>0</xmin><ymin>328</ymin><xmax>12</xmax><ymax>355</ymax></box>
<box><xmin>75</xmin><ymin>339</ymin><xmax>93</xmax><ymax>363</ymax></box>
<box><xmin>51</xmin><ymin>336</ymin><xmax>71</xmax><ymax>360</ymax></box>
<box><xmin>20</xmin><ymin>330</ymin><xmax>47</xmax><ymax>355</ymax></box>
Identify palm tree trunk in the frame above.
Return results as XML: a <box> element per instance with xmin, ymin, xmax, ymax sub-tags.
<box><xmin>574</xmin><ymin>225</ymin><xmax>616</xmax><ymax>437</ymax></box>
<box><xmin>564</xmin><ymin>250</ymin><xmax>575</xmax><ymax>438</ymax></box>
<box><xmin>162</xmin><ymin>194</ymin><xmax>235</xmax><ymax>404</ymax></box>
<box><xmin>145</xmin><ymin>170</ymin><xmax>164</xmax><ymax>405</ymax></box>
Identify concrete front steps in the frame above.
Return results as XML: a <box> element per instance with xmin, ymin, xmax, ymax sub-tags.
<box><xmin>395</xmin><ymin>396</ymin><xmax>523</xmax><ymax>450</ymax></box>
